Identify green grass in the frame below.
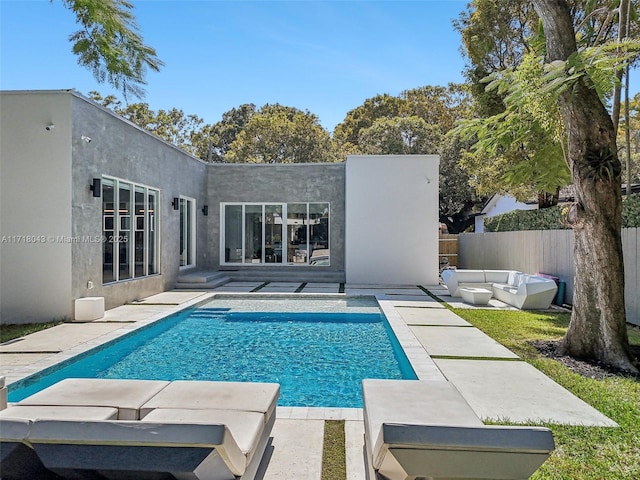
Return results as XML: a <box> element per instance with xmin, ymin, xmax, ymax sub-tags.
<box><xmin>1</xmin><ymin>322</ymin><xmax>63</xmax><ymax>343</ymax></box>
<box><xmin>452</xmin><ymin>308</ymin><xmax>640</xmax><ymax>480</ymax></box>
<box><xmin>322</xmin><ymin>420</ymin><xmax>346</xmax><ymax>480</ymax></box>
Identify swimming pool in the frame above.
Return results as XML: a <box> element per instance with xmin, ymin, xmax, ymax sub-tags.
<box><xmin>8</xmin><ymin>297</ymin><xmax>416</xmax><ymax>407</ymax></box>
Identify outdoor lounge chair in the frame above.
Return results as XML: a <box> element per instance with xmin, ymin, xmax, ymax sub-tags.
<box><xmin>362</xmin><ymin>379</ymin><xmax>555</xmax><ymax>480</ymax></box>
<box><xmin>0</xmin><ymin>379</ymin><xmax>280</xmax><ymax>480</ymax></box>
<box><xmin>28</xmin><ymin>418</ymin><xmax>263</xmax><ymax>480</ymax></box>
<box><xmin>0</xmin><ymin>406</ymin><xmax>119</xmax><ymax>480</ymax></box>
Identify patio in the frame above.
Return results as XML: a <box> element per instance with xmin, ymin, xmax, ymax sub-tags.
<box><xmin>0</xmin><ymin>284</ymin><xmax>617</xmax><ymax>479</ymax></box>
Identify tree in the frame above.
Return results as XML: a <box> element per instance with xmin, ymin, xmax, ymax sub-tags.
<box><xmin>225</xmin><ymin>104</ymin><xmax>339</xmax><ymax>163</ymax></box>
<box><xmin>358</xmin><ymin>116</ymin><xmax>442</xmax><ymax>155</ymax></box>
<box><xmin>333</xmin><ymin>85</ymin><xmax>485</xmax><ymax>233</ymax></box>
<box><xmin>333</xmin><ymin>94</ymin><xmax>405</xmax><ymax>149</ymax></box>
<box><xmin>199</xmin><ymin>104</ymin><xmax>257</xmax><ymax>162</ymax></box>
<box><xmin>532</xmin><ymin>0</ymin><xmax>637</xmax><ymax>372</ymax></box>
<box><xmin>61</xmin><ymin>0</ymin><xmax>163</xmax><ymax>100</ymax></box>
<box><xmin>439</xmin><ymin>133</ymin><xmax>487</xmax><ymax>233</ymax></box>
<box><xmin>88</xmin><ymin>92</ymin><xmax>206</xmax><ymax>157</ymax></box>
<box><xmin>454</xmin><ymin>51</ymin><xmax>571</xmax><ymax>206</ymax></box>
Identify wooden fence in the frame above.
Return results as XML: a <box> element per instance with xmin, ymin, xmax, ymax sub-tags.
<box><xmin>439</xmin><ymin>234</ymin><xmax>458</xmax><ymax>268</ymax></box>
<box><xmin>457</xmin><ymin>228</ymin><xmax>639</xmax><ymax>326</ymax></box>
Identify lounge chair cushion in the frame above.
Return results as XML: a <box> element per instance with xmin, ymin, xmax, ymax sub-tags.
<box><xmin>17</xmin><ymin>378</ymin><xmax>170</xmax><ymax>420</ymax></box>
<box><xmin>140</xmin><ymin>380</ymin><xmax>280</xmax><ymax>422</ymax></box>
<box><xmin>0</xmin><ymin>405</ymin><xmax>118</xmax><ymax>421</ymax></box>
<box><xmin>362</xmin><ymin>379</ymin><xmax>483</xmax><ymax>470</ymax></box>
<box><xmin>142</xmin><ymin>407</ymin><xmax>264</xmax><ymax>458</ymax></box>
<box><xmin>362</xmin><ymin>379</ymin><xmax>555</xmax><ymax>480</ymax></box>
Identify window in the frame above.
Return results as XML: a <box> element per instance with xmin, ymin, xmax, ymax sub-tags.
<box><xmin>102</xmin><ymin>177</ymin><xmax>159</xmax><ymax>284</ymax></box>
<box><xmin>221</xmin><ymin>203</ymin><xmax>329</xmax><ymax>266</ymax></box>
<box><xmin>179</xmin><ymin>196</ymin><xmax>196</xmax><ymax>268</ymax></box>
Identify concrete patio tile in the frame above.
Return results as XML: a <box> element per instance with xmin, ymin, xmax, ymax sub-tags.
<box><xmin>301</xmin><ymin>287</ymin><xmax>340</xmax><ymax>293</ymax></box>
<box><xmin>211</xmin><ymin>285</ymin><xmax>256</xmax><ymax>292</ymax></box>
<box><xmin>0</xmin><ymin>353</ymin><xmax>54</xmax><ymax>367</ymax></box>
<box><xmin>131</xmin><ymin>291</ymin><xmax>207</xmax><ymax>304</ymax></box>
<box><xmin>378</xmin><ymin>288</ymin><xmax>428</xmax><ymax>296</ymax></box>
<box><xmin>305</xmin><ymin>283</ymin><xmax>341</xmax><ymax>288</ymax></box>
<box><xmin>260</xmin><ymin>419</ymin><xmax>324</xmax><ymax>480</ymax></box>
<box><xmin>396</xmin><ymin>307</ymin><xmax>471</xmax><ymax>326</ymax></box>
<box><xmin>0</xmin><ymin>323</ymin><xmax>125</xmax><ymax>353</ymax></box>
<box><xmin>99</xmin><ymin>304</ymin><xmax>174</xmax><ymax>322</ymax></box>
<box><xmin>410</xmin><ymin>325</ymin><xmax>520</xmax><ymax>359</ymax></box>
<box><xmin>345</xmin><ymin>420</ymin><xmax>366</xmax><ymax>480</ymax></box>
<box><xmin>259</xmin><ymin>285</ymin><xmax>301</xmax><ymax>293</ymax></box>
<box><xmin>221</xmin><ymin>282</ymin><xmax>265</xmax><ymax>287</ymax></box>
<box><xmin>434</xmin><ymin>359</ymin><xmax>618</xmax><ymax>426</ymax></box>
<box><xmin>389</xmin><ymin>297</ymin><xmax>445</xmax><ymax>308</ymax></box>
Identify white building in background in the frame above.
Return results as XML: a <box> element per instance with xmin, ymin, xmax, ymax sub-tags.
<box><xmin>474</xmin><ymin>194</ymin><xmax>537</xmax><ymax>233</ymax></box>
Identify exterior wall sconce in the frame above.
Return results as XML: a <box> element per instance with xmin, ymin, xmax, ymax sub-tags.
<box><xmin>202</xmin><ymin>205</ymin><xmax>208</xmax><ymax>216</ymax></box>
<box><xmin>89</xmin><ymin>178</ymin><xmax>101</xmax><ymax>198</ymax></box>
<box><xmin>172</xmin><ymin>197</ymin><xmax>180</xmax><ymax>210</ymax></box>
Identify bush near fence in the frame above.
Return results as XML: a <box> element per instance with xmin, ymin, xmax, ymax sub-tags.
<box><xmin>485</xmin><ymin>193</ymin><xmax>640</xmax><ymax>232</ymax></box>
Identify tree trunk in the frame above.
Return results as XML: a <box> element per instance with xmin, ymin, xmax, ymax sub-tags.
<box><xmin>532</xmin><ymin>0</ymin><xmax>637</xmax><ymax>372</ymax></box>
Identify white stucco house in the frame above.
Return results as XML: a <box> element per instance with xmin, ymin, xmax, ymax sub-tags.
<box><xmin>474</xmin><ymin>194</ymin><xmax>537</xmax><ymax>233</ymax></box>
<box><xmin>0</xmin><ymin>90</ymin><xmax>440</xmax><ymax>324</ymax></box>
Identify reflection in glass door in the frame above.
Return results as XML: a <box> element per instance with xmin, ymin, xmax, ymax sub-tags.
<box><xmin>179</xmin><ymin>197</ymin><xmax>195</xmax><ymax>268</ymax></box>
<box><xmin>222</xmin><ymin>203</ymin><xmax>329</xmax><ymax>266</ymax></box>
<box><xmin>244</xmin><ymin>205</ymin><xmax>263</xmax><ymax>263</ymax></box>
<box><xmin>265</xmin><ymin>205</ymin><xmax>283</xmax><ymax>263</ymax></box>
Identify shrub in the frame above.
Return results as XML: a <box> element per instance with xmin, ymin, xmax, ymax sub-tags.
<box><xmin>485</xmin><ymin>193</ymin><xmax>640</xmax><ymax>231</ymax></box>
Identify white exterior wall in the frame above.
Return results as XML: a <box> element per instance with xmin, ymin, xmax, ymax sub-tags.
<box><xmin>475</xmin><ymin>195</ymin><xmax>537</xmax><ymax>233</ymax></box>
<box><xmin>0</xmin><ymin>91</ymin><xmax>73</xmax><ymax>323</ymax></box>
<box><xmin>345</xmin><ymin>155</ymin><xmax>440</xmax><ymax>285</ymax></box>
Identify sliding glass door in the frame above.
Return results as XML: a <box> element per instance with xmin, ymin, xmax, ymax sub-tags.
<box><xmin>221</xmin><ymin>203</ymin><xmax>329</xmax><ymax>266</ymax></box>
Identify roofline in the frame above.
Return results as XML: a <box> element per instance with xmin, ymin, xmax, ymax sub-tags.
<box><xmin>1</xmin><ymin>89</ymin><xmax>210</xmax><ymax>167</ymax></box>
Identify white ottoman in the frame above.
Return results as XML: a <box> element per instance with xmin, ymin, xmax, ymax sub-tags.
<box><xmin>74</xmin><ymin>296</ymin><xmax>105</xmax><ymax>321</ymax></box>
<box><xmin>459</xmin><ymin>287</ymin><xmax>493</xmax><ymax>305</ymax></box>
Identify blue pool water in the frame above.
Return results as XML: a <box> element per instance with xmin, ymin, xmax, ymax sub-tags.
<box><xmin>8</xmin><ymin>298</ymin><xmax>416</xmax><ymax>407</ymax></box>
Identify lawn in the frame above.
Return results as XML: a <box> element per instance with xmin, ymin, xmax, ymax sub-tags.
<box><xmin>1</xmin><ymin>322</ymin><xmax>62</xmax><ymax>343</ymax></box>
<box><xmin>452</xmin><ymin>308</ymin><xmax>640</xmax><ymax>480</ymax></box>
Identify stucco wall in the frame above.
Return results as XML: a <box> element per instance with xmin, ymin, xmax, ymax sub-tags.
<box><xmin>207</xmin><ymin>163</ymin><xmax>346</xmax><ymax>272</ymax></box>
<box><xmin>69</xmin><ymin>94</ymin><xmax>209</xmax><ymax>311</ymax></box>
<box><xmin>345</xmin><ymin>155</ymin><xmax>440</xmax><ymax>285</ymax></box>
<box><xmin>0</xmin><ymin>91</ymin><xmax>73</xmax><ymax>323</ymax></box>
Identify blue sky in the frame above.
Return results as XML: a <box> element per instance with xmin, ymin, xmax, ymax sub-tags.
<box><xmin>1</xmin><ymin>1</ymin><xmax>637</xmax><ymax>132</ymax></box>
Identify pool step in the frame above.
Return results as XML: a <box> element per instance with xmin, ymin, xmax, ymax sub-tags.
<box><xmin>175</xmin><ymin>271</ymin><xmax>231</xmax><ymax>290</ymax></box>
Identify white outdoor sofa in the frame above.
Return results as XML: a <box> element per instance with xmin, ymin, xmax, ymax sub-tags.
<box><xmin>441</xmin><ymin>269</ymin><xmax>558</xmax><ymax>309</ymax></box>
<box><xmin>363</xmin><ymin>379</ymin><xmax>555</xmax><ymax>480</ymax></box>
<box><xmin>0</xmin><ymin>378</ymin><xmax>280</xmax><ymax>480</ymax></box>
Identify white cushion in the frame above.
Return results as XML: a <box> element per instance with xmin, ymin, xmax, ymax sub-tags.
<box><xmin>484</xmin><ymin>270</ymin><xmax>511</xmax><ymax>283</ymax></box>
<box><xmin>142</xmin><ymin>408</ymin><xmax>264</xmax><ymax>457</ymax></box>
<box><xmin>140</xmin><ymin>381</ymin><xmax>279</xmax><ymax>422</ymax></box>
<box><xmin>18</xmin><ymin>378</ymin><xmax>170</xmax><ymax>420</ymax></box>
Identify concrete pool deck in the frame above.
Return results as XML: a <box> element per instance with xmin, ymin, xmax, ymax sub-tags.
<box><xmin>0</xmin><ymin>283</ymin><xmax>617</xmax><ymax>479</ymax></box>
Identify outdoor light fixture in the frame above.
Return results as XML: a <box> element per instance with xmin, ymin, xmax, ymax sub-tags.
<box><xmin>172</xmin><ymin>197</ymin><xmax>180</xmax><ymax>210</ymax></box>
<box><xmin>89</xmin><ymin>178</ymin><xmax>101</xmax><ymax>198</ymax></box>
<box><xmin>202</xmin><ymin>205</ymin><xmax>209</xmax><ymax>216</ymax></box>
